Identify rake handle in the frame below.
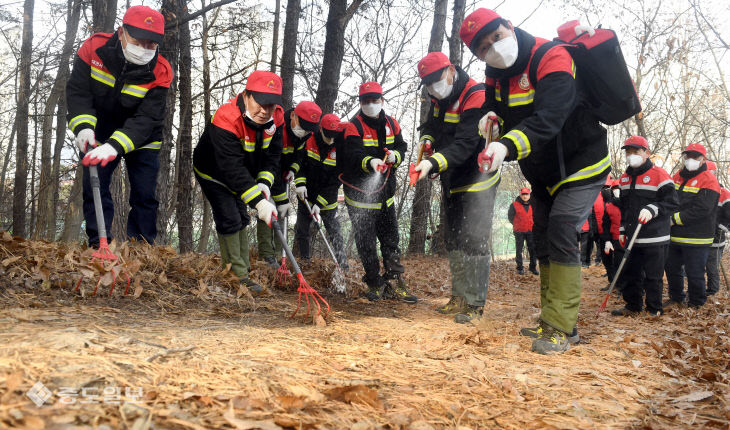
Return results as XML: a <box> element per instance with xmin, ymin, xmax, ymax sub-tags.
<box><xmin>88</xmin><ymin>165</ymin><xmax>108</xmax><ymax>241</ymax></box>
<box><xmin>271</xmin><ymin>219</ymin><xmax>301</xmax><ymax>276</ymax></box>
<box><xmin>597</xmin><ymin>223</ymin><xmax>643</xmax><ymax>315</ymax></box>
<box><xmin>301</xmin><ymin>198</ymin><xmax>342</xmax><ymax>270</ymax></box>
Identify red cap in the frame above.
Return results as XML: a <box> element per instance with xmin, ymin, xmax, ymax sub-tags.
<box><xmin>460</xmin><ymin>8</ymin><xmax>503</xmax><ymax>52</ymax></box>
<box><xmin>359</xmin><ymin>81</ymin><xmax>383</xmax><ymax>101</ymax></box>
<box><xmin>706</xmin><ymin>160</ymin><xmax>717</xmax><ymax>171</ymax></box>
<box><xmin>123</xmin><ymin>6</ymin><xmax>164</xmax><ymax>44</ymax></box>
<box><xmin>683</xmin><ymin>143</ymin><xmax>706</xmax><ymax>157</ymax></box>
<box><xmin>520</xmin><ymin>188</ymin><xmax>530</xmax><ymax>194</ymax></box>
<box><xmin>337</xmin><ymin>121</ymin><xmax>349</xmax><ymax>132</ymax></box>
<box><xmin>320</xmin><ymin>113</ymin><xmax>341</xmax><ymax>132</ymax></box>
<box><xmin>294</xmin><ymin>101</ymin><xmax>322</xmax><ymax>132</ymax></box>
<box><xmin>621</xmin><ymin>135</ymin><xmax>649</xmax><ymax>151</ymax></box>
<box><xmin>245</xmin><ymin>71</ymin><xmax>283</xmax><ymax>106</ymax></box>
<box><xmin>418</xmin><ymin>52</ymin><xmax>452</xmax><ymax>85</ymax></box>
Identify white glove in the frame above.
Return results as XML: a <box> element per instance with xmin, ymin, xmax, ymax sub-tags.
<box><xmin>256</xmin><ymin>183</ymin><xmax>270</xmax><ymax>201</ymax></box>
<box><xmin>75</xmin><ymin>129</ymin><xmax>96</xmax><ymax>153</ymax></box>
<box><xmin>480</xmin><ymin>141</ymin><xmax>508</xmax><ymax>174</ymax></box>
<box><xmin>310</xmin><ymin>204</ymin><xmax>321</xmax><ymax>223</ymax></box>
<box><xmin>414</xmin><ymin>160</ymin><xmax>433</xmax><ymax>181</ymax></box>
<box><xmin>385</xmin><ymin>151</ymin><xmax>396</xmax><ymax>164</ymax></box>
<box><xmin>638</xmin><ymin>208</ymin><xmax>653</xmax><ymax>224</ymax></box>
<box><xmin>370</xmin><ymin>158</ymin><xmax>386</xmax><ymax>173</ymax></box>
<box><xmin>296</xmin><ymin>185</ymin><xmax>308</xmax><ymax>200</ymax></box>
<box><xmin>284</xmin><ymin>170</ymin><xmax>295</xmax><ymax>182</ymax></box>
<box><xmin>277</xmin><ymin>202</ymin><xmax>291</xmax><ymax>218</ymax></box>
<box><xmin>478</xmin><ymin>112</ymin><xmax>500</xmax><ymax>138</ymax></box>
<box><xmin>255</xmin><ymin>199</ymin><xmax>277</xmax><ymax>227</ymax></box>
<box><xmin>604</xmin><ymin>241</ymin><xmax>614</xmax><ymax>254</ymax></box>
<box><xmin>82</xmin><ymin>143</ymin><xmax>118</xmax><ymax>167</ymax></box>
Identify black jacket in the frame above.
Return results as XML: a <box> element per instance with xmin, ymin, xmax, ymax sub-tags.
<box><xmin>295</xmin><ymin>131</ymin><xmax>342</xmax><ymax>211</ymax></box>
<box><xmin>670</xmin><ymin>164</ymin><xmax>720</xmax><ymax>246</ymax></box>
<box><xmin>483</xmin><ymin>28</ymin><xmax>609</xmax><ymax>197</ymax></box>
<box><xmin>66</xmin><ymin>32</ymin><xmax>172</xmax><ymax>154</ymax></box>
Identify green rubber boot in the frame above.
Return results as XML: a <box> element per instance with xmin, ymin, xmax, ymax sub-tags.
<box><xmin>541</xmin><ymin>261</ymin><xmax>582</xmax><ymax>335</ymax></box>
<box><xmin>219</xmin><ymin>230</ymin><xmax>250</xmax><ymax>279</ymax></box>
<box><xmin>256</xmin><ymin>219</ymin><xmax>277</xmax><ymax>265</ymax></box>
<box><xmin>539</xmin><ymin>263</ymin><xmax>550</xmax><ymax>309</ymax></box>
<box><xmin>448</xmin><ymin>250</ymin><xmax>467</xmax><ymax>300</ymax></box>
<box><xmin>218</xmin><ymin>233</ymin><xmax>231</xmax><ymax>270</ymax></box>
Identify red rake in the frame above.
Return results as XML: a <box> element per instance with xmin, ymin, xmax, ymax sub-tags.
<box><xmin>74</xmin><ymin>165</ymin><xmax>131</xmax><ymax>297</ymax></box>
<box><xmin>271</xmin><ymin>219</ymin><xmax>329</xmax><ymax>319</ymax></box>
<box><xmin>596</xmin><ymin>223</ymin><xmax>643</xmax><ymax>316</ymax></box>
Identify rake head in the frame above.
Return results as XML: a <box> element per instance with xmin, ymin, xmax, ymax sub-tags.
<box><xmin>290</xmin><ymin>273</ymin><xmax>330</xmax><ymax>319</ymax></box>
<box><xmin>75</xmin><ymin>238</ymin><xmax>131</xmax><ymax>297</ymax></box>
<box><xmin>275</xmin><ymin>256</ymin><xmax>292</xmax><ymax>286</ymax></box>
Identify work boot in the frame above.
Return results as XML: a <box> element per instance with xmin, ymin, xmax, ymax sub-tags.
<box><xmin>568</xmin><ymin>327</ymin><xmax>580</xmax><ymax>344</ymax></box>
<box><xmin>529</xmin><ymin>267</ymin><xmax>539</xmax><ymax>275</ymax></box>
<box><xmin>611</xmin><ymin>307</ymin><xmax>640</xmax><ymax>316</ymax></box>
<box><xmin>662</xmin><ymin>298</ymin><xmax>685</xmax><ymax>310</ymax></box>
<box><xmin>517</xmin><ymin>267</ymin><xmax>524</xmax><ymax>275</ymax></box>
<box><xmin>364</xmin><ymin>277</ymin><xmax>387</xmax><ymax>302</ymax></box>
<box><xmin>435</xmin><ymin>296</ymin><xmax>466</xmax><ymax>314</ymax></box>
<box><xmin>241</xmin><ymin>277</ymin><xmax>264</xmax><ymax>295</ymax></box>
<box><xmin>522</xmin><ymin>324</ymin><xmax>579</xmax><ymax>344</ymax></box>
<box><xmin>384</xmin><ymin>275</ymin><xmax>418</xmax><ymax>304</ymax></box>
<box><xmin>263</xmin><ymin>256</ymin><xmax>278</xmax><ymax>269</ymax></box>
<box><xmin>531</xmin><ymin>323</ymin><xmax>570</xmax><ymax>354</ymax></box>
<box><xmin>454</xmin><ymin>304</ymin><xmax>483</xmax><ymax>324</ymax></box>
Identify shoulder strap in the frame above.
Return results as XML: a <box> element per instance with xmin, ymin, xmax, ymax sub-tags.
<box><xmin>529</xmin><ymin>41</ymin><xmax>560</xmax><ymax>88</ymax></box>
<box><xmin>385</xmin><ymin>115</ymin><xmax>395</xmax><ymax>134</ymax></box>
<box><xmin>459</xmin><ymin>82</ymin><xmax>485</xmax><ymax>112</ymax></box>
<box><xmin>351</xmin><ymin>116</ymin><xmax>364</xmax><ymax>136</ymax></box>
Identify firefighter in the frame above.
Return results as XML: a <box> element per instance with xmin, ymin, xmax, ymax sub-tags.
<box><xmin>611</xmin><ymin>136</ymin><xmax>678</xmax><ymax>316</ymax></box>
<box><xmin>192</xmin><ymin>70</ymin><xmax>283</xmax><ymax>293</ymax></box>
<box><xmin>341</xmin><ymin>81</ymin><xmax>417</xmax><ymax>304</ymax></box>
<box><xmin>258</xmin><ymin>101</ymin><xmax>322</xmax><ymax>267</ymax></box>
<box><xmin>412</xmin><ymin>52</ymin><xmax>499</xmax><ymax>323</ymax></box>
<box><xmin>601</xmin><ymin>180</ymin><xmax>625</xmax><ymax>292</ymax></box>
<box><xmin>703</xmin><ymin>161</ymin><xmax>730</xmax><ymax>296</ymax></box>
<box><xmin>293</xmin><ymin>113</ymin><xmax>348</xmax><ymax>268</ymax></box>
<box><xmin>67</xmin><ymin>5</ymin><xmax>172</xmax><ymax>247</ymax></box>
<box><xmin>460</xmin><ymin>9</ymin><xmax>610</xmax><ymax>353</ymax></box>
<box><xmin>508</xmin><ymin>188</ymin><xmax>537</xmax><ymax>275</ymax></box>
<box><xmin>665</xmin><ymin>143</ymin><xmax>720</xmax><ymax>309</ymax></box>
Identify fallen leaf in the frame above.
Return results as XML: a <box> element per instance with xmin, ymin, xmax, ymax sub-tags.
<box><xmin>673</xmin><ymin>391</ymin><xmax>714</xmax><ymax>403</ymax></box>
<box><xmin>231</xmin><ymin>396</ymin><xmax>268</xmax><ymax>410</ymax></box>
<box><xmin>2</xmin><ymin>256</ymin><xmax>21</xmax><ymax>267</ymax></box>
<box><xmin>133</xmin><ymin>278</ymin><xmax>143</xmax><ymax>298</ymax></box>
<box><xmin>313</xmin><ymin>314</ymin><xmax>326</xmax><ymax>327</ymax></box>
<box><xmin>325</xmin><ymin>385</ymin><xmax>383</xmax><ymax>410</ymax></box>
<box><xmin>276</xmin><ymin>395</ymin><xmax>306</xmax><ymax>411</ymax></box>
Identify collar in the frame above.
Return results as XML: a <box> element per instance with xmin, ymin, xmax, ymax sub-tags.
<box><xmin>360</xmin><ymin>110</ymin><xmax>386</xmax><ymax>129</ymax></box>
<box><xmin>680</xmin><ymin>163</ymin><xmax>707</xmax><ymax>180</ymax></box>
<box><xmin>485</xmin><ymin>27</ymin><xmax>536</xmax><ymax>79</ymax></box>
<box><xmin>626</xmin><ymin>159</ymin><xmax>653</xmax><ymax>177</ymax></box>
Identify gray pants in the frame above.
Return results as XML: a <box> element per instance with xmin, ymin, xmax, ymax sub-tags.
<box><xmin>706</xmin><ymin>245</ymin><xmax>724</xmax><ymax>295</ymax></box>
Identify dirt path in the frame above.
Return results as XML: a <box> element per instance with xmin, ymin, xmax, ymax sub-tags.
<box><xmin>1</xmin><ymin>257</ymin><xmax>728</xmax><ymax>429</ymax></box>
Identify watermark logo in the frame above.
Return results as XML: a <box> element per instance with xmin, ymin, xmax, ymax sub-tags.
<box><xmin>26</xmin><ymin>381</ymin><xmax>52</xmax><ymax>407</ymax></box>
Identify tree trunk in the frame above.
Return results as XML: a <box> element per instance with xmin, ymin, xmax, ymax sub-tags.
<box><xmin>407</xmin><ymin>0</ymin><xmax>447</xmax><ymax>255</ymax></box>
<box><xmin>449</xmin><ymin>0</ymin><xmax>465</xmax><ymax>66</ymax></box>
<box><xmin>176</xmin><ymin>0</ymin><xmax>194</xmax><ymax>253</ymax></box>
<box><xmin>110</xmin><ymin>165</ymin><xmax>128</xmax><ymax>241</ymax></box>
<box><xmin>60</xmin><ymin>166</ymin><xmax>84</xmax><ymax>243</ymax></box>
<box><xmin>51</xmin><ymin>97</ymin><xmax>68</xmax><ymax>240</ymax></box>
<box><xmin>12</xmin><ymin>0</ymin><xmax>35</xmax><ymax>238</ymax></box>
<box><xmin>269</xmin><ymin>0</ymin><xmax>281</xmax><ymax>73</ymax></box>
<box><xmin>156</xmin><ymin>0</ymin><xmax>180</xmax><ymax>245</ymax></box>
<box><xmin>197</xmin><ymin>3</ymin><xmax>215</xmax><ymax>253</ymax></box>
<box><xmin>314</xmin><ymin>0</ymin><xmax>365</xmax><ymax>114</ymax></box>
<box><xmin>280</xmin><ymin>0</ymin><xmax>301</xmax><ymax>111</ymax></box>
<box><xmin>91</xmin><ymin>0</ymin><xmax>117</xmax><ymax>33</ymax></box>
<box><xmin>29</xmin><ymin>97</ymin><xmax>39</xmax><ymax>238</ymax></box>
<box><xmin>0</xmin><ymin>122</ymin><xmax>17</xmax><ymax>217</ymax></box>
<box><xmin>36</xmin><ymin>0</ymin><xmax>82</xmax><ymax>240</ymax></box>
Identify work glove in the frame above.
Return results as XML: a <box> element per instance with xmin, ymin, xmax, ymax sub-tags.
<box><xmin>619</xmin><ymin>234</ymin><xmax>626</xmax><ymax>248</ymax></box>
<box><xmin>75</xmin><ymin>129</ymin><xmax>96</xmax><ymax>153</ymax></box>
<box><xmin>255</xmin><ymin>199</ymin><xmax>277</xmax><ymax>228</ymax></box>
<box><xmin>414</xmin><ymin>160</ymin><xmax>433</xmax><ymax>181</ymax></box>
<box><xmin>277</xmin><ymin>202</ymin><xmax>292</xmax><ymax>218</ymax></box>
<box><xmin>82</xmin><ymin>143</ymin><xmax>118</xmax><ymax>167</ymax></box>
<box><xmin>370</xmin><ymin>158</ymin><xmax>386</xmax><ymax>174</ymax></box>
<box><xmin>604</xmin><ymin>241</ymin><xmax>614</xmax><ymax>254</ymax></box>
<box><xmin>478</xmin><ymin>141</ymin><xmax>507</xmax><ymax>174</ymax></box>
<box><xmin>638</xmin><ymin>208</ymin><xmax>653</xmax><ymax>224</ymax></box>
<box><xmin>295</xmin><ymin>185</ymin><xmax>308</xmax><ymax>200</ymax></box>
<box><xmin>310</xmin><ymin>204</ymin><xmax>321</xmax><ymax>223</ymax></box>
<box><xmin>384</xmin><ymin>150</ymin><xmax>396</xmax><ymax>165</ymax></box>
<box><xmin>284</xmin><ymin>170</ymin><xmax>295</xmax><ymax>182</ymax></box>
<box><xmin>256</xmin><ymin>183</ymin><xmax>270</xmax><ymax>201</ymax></box>
<box><xmin>420</xmin><ymin>137</ymin><xmax>434</xmax><ymax>157</ymax></box>
<box><xmin>478</xmin><ymin>111</ymin><xmax>500</xmax><ymax>138</ymax></box>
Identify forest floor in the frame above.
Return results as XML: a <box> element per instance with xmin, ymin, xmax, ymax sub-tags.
<box><xmin>0</xmin><ymin>233</ymin><xmax>729</xmax><ymax>429</ymax></box>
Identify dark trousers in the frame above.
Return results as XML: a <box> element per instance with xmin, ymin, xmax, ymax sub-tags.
<box><xmin>532</xmin><ymin>180</ymin><xmax>604</xmax><ymax>265</ymax></box>
<box><xmin>622</xmin><ymin>245</ymin><xmax>666</xmax><ymax>313</ymax></box>
<box><xmin>82</xmin><ymin>149</ymin><xmax>159</xmax><ymax>246</ymax></box>
<box><xmin>194</xmin><ymin>171</ymin><xmax>250</xmax><ymax>235</ymax></box>
<box><xmin>597</xmin><ymin>238</ymin><xmax>613</xmax><ymax>276</ymax></box>
<box><xmin>706</xmin><ymin>245</ymin><xmax>724</xmax><ymax>295</ymax></box>
<box><xmin>666</xmin><ymin>244</ymin><xmax>710</xmax><ymax>306</ymax></box>
<box><xmin>514</xmin><ymin>231</ymin><xmax>536</xmax><ymax>270</ymax></box>
<box><xmin>443</xmin><ymin>183</ymin><xmax>497</xmax><ymax>256</ymax></box>
<box><xmin>579</xmin><ymin>231</ymin><xmax>593</xmax><ymax>265</ymax></box>
<box><xmin>606</xmin><ymin>239</ymin><xmax>626</xmax><ymax>289</ymax></box>
<box><xmin>347</xmin><ymin>202</ymin><xmax>403</xmax><ymax>286</ymax></box>
<box><xmin>294</xmin><ymin>201</ymin><xmax>348</xmax><ymax>267</ymax></box>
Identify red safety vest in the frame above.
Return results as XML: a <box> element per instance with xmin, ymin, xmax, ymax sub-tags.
<box><xmin>512</xmin><ymin>200</ymin><xmax>534</xmax><ymax>232</ymax></box>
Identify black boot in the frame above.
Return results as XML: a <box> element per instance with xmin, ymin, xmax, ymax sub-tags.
<box><xmin>363</xmin><ymin>276</ymin><xmax>387</xmax><ymax>302</ymax></box>
<box><xmin>384</xmin><ymin>274</ymin><xmax>418</xmax><ymax>304</ymax></box>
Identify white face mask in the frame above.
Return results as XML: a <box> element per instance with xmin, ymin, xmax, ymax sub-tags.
<box><xmin>612</xmin><ymin>189</ymin><xmax>620</xmax><ymax>199</ymax></box>
<box><xmin>244</xmin><ymin>110</ymin><xmax>271</xmax><ymax>125</ymax></box>
<box><xmin>627</xmin><ymin>154</ymin><xmax>643</xmax><ymax>168</ymax></box>
<box><xmin>291</xmin><ymin>124</ymin><xmax>308</xmax><ymax>138</ymax></box>
<box><xmin>361</xmin><ymin>102</ymin><xmax>382</xmax><ymax>118</ymax></box>
<box><xmin>427</xmin><ymin>75</ymin><xmax>454</xmax><ymax>100</ymax></box>
<box><xmin>484</xmin><ymin>36</ymin><xmax>518</xmax><ymax>69</ymax></box>
<box><xmin>684</xmin><ymin>158</ymin><xmax>701</xmax><ymax>171</ymax></box>
<box><xmin>122</xmin><ymin>31</ymin><xmax>157</xmax><ymax>65</ymax></box>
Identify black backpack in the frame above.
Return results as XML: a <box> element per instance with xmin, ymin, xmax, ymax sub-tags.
<box><xmin>529</xmin><ymin>21</ymin><xmax>642</xmax><ymax>125</ymax></box>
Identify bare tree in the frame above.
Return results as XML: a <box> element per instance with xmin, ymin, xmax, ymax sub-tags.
<box><xmin>176</xmin><ymin>0</ymin><xmax>194</xmax><ymax>253</ymax></box>
<box><xmin>270</xmin><ymin>0</ymin><xmax>281</xmax><ymax>73</ymax></box>
<box><xmin>281</xmin><ymin>0</ymin><xmax>301</xmax><ymax>110</ymax></box>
